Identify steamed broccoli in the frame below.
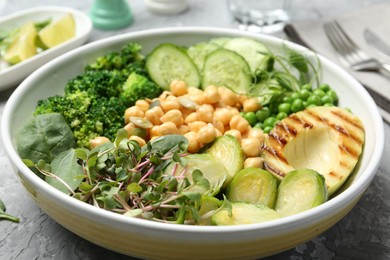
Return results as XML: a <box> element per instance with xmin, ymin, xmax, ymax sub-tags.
<box><xmin>121</xmin><ymin>72</ymin><xmax>163</xmax><ymax>106</ymax></box>
<box><xmin>34</xmin><ymin>42</ymin><xmax>163</xmax><ymax>148</ymax></box>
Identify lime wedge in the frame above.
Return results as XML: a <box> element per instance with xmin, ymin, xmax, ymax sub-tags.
<box><xmin>38</xmin><ymin>13</ymin><xmax>76</xmax><ymax>48</ymax></box>
<box><xmin>3</xmin><ymin>22</ymin><xmax>37</xmax><ymax>64</ymax></box>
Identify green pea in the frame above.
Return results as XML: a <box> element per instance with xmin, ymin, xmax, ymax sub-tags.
<box><xmin>278</xmin><ymin>103</ymin><xmax>291</xmax><ymax>114</ymax></box>
<box><xmin>319</xmin><ymin>83</ymin><xmax>331</xmax><ymax>92</ymax></box>
<box><xmin>256</xmin><ymin>108</ymin><xmax>270</xmax><ymax>122</ymax></box>
<box><xmin>327</xmin><ymin>90</ymin><xmax>338</xmax><ymax>102</ymax></box>
<box><xmin>276</xmin><ymin>112</ymin><xmax>288</xmax><ymax>120</ymax></box>
<box><xmin>299</xmin><ymin>89</ymin><xmax>311</xmax><ymax>101</ymax></box>
<box><xmin>263</xmin><ymin>117</ymin><xmax>277</xmax><ymax>127</ymax></box>
<box><xmin>282</xmin><ymin>96</ymin><xmax>292</xmax><ymax>103</ymax></box>
<box><xmin>321</xmin><ymin>95</ymin><xmax>334</xmax><ymax>105</ymax></box>
<box><xmin>254</xmin><ymin>122</ymin><xmax>263</xmax><ymax>129</ymax></box>
<box><xmin>244</xmin><ymin>112</ymin><xmax>257</xmax><ymax>126</ymax></box>
<box><xmin>323</xmin><ymin>103</ymin><xmax>334</xmax><ymax>107</ymax></box>
<box><xmin>290</xmin><ymin>92</ymin><xmax>300</xmax><ymax>100</ymax></box>
<box><xmin>263</xmin><ymin>126</ymin><xmax>273</xmax><ymax>133</ymax></box>
<box><xmin>307</xmin><ymin>95</ymin><xmax>322</xmax><ymax>106</ymax></box>
<box><xmin>301</xmin><ymin>84</ymin><xmax>312</xmax><ymax>91</ymax></box>
<box><xmin>291</xmin><ymin>99</ymin><xmax>304</xmax><ymax>112</ymax></box>
<box><xmin>313</xmin><ymin>89</ymin><xmax>325</xmax><ymax>97</ymax></box>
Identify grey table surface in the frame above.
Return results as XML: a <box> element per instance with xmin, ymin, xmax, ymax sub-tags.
<box><xmin>0</xmin><ymin>0</ymin><xmax>389</xmax><ymax>259</ymax></box>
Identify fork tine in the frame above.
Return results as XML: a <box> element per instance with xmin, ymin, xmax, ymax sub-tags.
<box><xmin>323</xmin><ymin>20</ymin><xmax>366</xmax><ymax>65</ymax></box>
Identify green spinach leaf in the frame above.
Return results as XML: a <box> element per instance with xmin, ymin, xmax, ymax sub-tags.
<box><xmin>16</xmin><ymin>113</ymin><xmax>76</xmax><ymax>164</ymax></box>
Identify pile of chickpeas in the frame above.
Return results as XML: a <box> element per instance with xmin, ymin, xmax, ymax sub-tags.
<box><xmin>91</xmin><ymin>80</ymin><xmax>267</xmax><ymax>169</ymax></box>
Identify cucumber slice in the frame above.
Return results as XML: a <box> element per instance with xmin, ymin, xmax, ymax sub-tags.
<box><xmin>227</xmin><ymin>168</ymin><xmax>278</xmax><ymax>209</ymax></box>
<box><xmin>224</xmin><ymin>37</ymin><xmax>269</xmax><ymax>74</ymax></box>
<box><xmin>205</xmin><ymin>135</ymin><xmax>244</xmax><ymax>187</ymax></box>
<box><xmin>146</xmin><ymin>43</ymin><xmax>201</xmax><ymax>89</ymax></box>
<box><xmin>164</xmin><ymin>154</ymin><xmax>227</xmax><ymax>196</ymax></box>
<box><xmin>187</xmin><ymin>42</ymin><xmax>220</xmax><ymax>72</ymax></box>
<box><xmin>211</xmin><ymin>201</ymin><xmax>280</xmax><ymax>225</ymax></box>
<box><xmin>275</xmin><ymin>169</ymin><xmax>328</xmax><ymax>217</ymax></box>
<box><xmin>208</xmin><ymin>37</ymin><xmax>232</xmax><ymax>46</ymax></box>
<box><xmin>202</xmin><ymin>48</ymin><xmax>252</xmax><ymax>93</ymax></box>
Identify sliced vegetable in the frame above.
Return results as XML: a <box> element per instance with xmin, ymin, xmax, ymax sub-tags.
<box><xmin>205</xmin><ymin>135</ymin><xmax>244</xmax><ymax>187</ymax></box>
<box><xmin>187</xmin><ymin>41</ymin><xmax>220</xmax><ymax>72</ymax></box>
<box><xmin>146</xmin><ymin>43</ymin><xmax>201</xmax><ymax>89</ymax></box>
<box><xmin>164</xmin><ymin>154</ymin><xmax>227</xmax><ymax>196</ymax></box>
<box><xmin>224</xmin><ymin>37</ymin><xmax>269</xmax><ymax>73</ymax></box>
<box><xmin>261</xmin><ymin>106</ymin><xmax>365</xmax><ymax>195</ymax></box>
<box><xmin>211</xmin><ymin>201</ymin><xmax>280</xmax><ymax>225</ymax></box>
<box><xmin>202</xmin><ymin>48</ymin><xmax>252</xmax><ymax>93</ymax></box>
<box><xmin>198</xmin><ymin>195</ymin><xmax>221</xmax><ymax>225</ymax></box>
<box><xmin>275</xmin><ymin>169</ymin><xmax>328</xmax><ymax>217</ymax></box>
<box><xmin>227</xmin><ymin>168</ymin><xmax>277</xmax><ymax>209</ymax></box>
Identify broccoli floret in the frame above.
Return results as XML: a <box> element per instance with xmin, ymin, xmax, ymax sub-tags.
<box><xmin>34</xmin><ymin>42</ymin><xmax>162</xmax><ymax>148</ymax></box>
<box><xmin>120</xmin><ymin>72</ymin><xmax>163</xmax><ymax>107</ymax></box>
<box><xmin>72</xmin><ymin>96</ymin><xmax>126</xmax><ymax>147</ymax></box>
<box><xmin>64</xmin><ymin>70</ymin><xmax>123</xmax><ymax>97</ymax></box>
<box><xmin>85</xmin><ymin>42</ymin><xmax>147</xmax><ymax>81</ymax></box>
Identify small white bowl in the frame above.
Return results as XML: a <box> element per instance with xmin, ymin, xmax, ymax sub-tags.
<box><xmin>0</xmin><ymin>6</ymin><xmax>92</xmax><ymax>91</ymax></box>
<box><xmin>1</xmin><ymin>27</ymin><xmax>385</xmax><ymax>259</ymax></box>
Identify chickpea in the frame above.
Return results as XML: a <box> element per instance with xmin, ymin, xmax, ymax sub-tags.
<box><xmin>129</xmin><ymin>135</ymin><xmax>146</xmax><ymax>147</ymax></box>
<box><xmin>238</xmin><ymin>94</ymin><xmax>248</xmax><ymax>105</ymax></box>
<box><xmin>135</xmin><ymin>100</ymin><xmax>150</xmax><ymax>112</ymax></box>
<box><xmin>212</xmin><ymin>119</ymin><xmax>225</xmax><ymax>134</ymax></box>
<box><xmin>214</xmin><ymin>107</ymin><xmax>232</xmax><ymax>126</ymax></box>
<box><xmin>224</xmin><ymin>129</ymin><xmax>242</xmax><ymax>142</ymax></box>
<box><xmin>241</xmin><ymin>137</ymin><xmax>261</xmax><ymax>157</ymax></box>
<box><xmin>124</xmin><ymin>106</ymin><xmax>144</xmax><ymax>123</ymax></box>
<box><xmin>247</xmin><ymin>128</ymin><xmax>265</xmax><ymax>144</ymax></box>
<box><xmin>184</xmin><ymin>112</ymin><xmax>198</xmax><ymax>124</ymax></box>
<box><xmin>179</xmin><ymin>125</ymin><xmax>190</xmax><ymax>135</ymax></box>
<box><xmin>160</xmin><ymin>99</ymin><xmax>180</xmax><ymax>112</ymax></box>
<box><xmin>159</xmin><ymin>91</ymin><xmax>172</xmax><ymax>101</ymax></box>
<box><xmin>188</xmin><ymin>121</ymin><xmax>207</xmax><ymax>133</ymax></box>
<box><xmin>149</xmin><ymin>125</ymin><xmax>160</xmax><ymax>138</ymax></box>
<box><xmin>89</xmin><ymin>136</ymin><xmax>110</xmax><ymax>148</ymax></box>
<box><xmin>243</xmin><ymin>98</ymin><xmax>261</xmax><ymax>113</ymax></box>
<box><xmin>184</xmin><ymin>132</ymin><xmax>201</xmax><ymax>153</ymax></box>
<box><xmin>124</xmin><ymin>122</ymin><xmax>136</xmax><ymax>136</ymax></box>
<box><xmin>170</xmin><ymin>80</ymin><xmax>188</xmax><ymax>96</ymax></box>
<box><xmin>196</xmin><ymin>104</ymin><xmax>214</xmax><ymax>123</ymax></box>
<box><xmin>160</xmin><ymin>109</ymin><xmax>183</xmax><ymax>127</ymax></box>
<box><xmin>187</xmin><ymin>87</ymin><xmax>204</xmax><ymax>104</ymax></box>
<box><xmin>196</xmin><ymin>123</ymin><xmax>217</xmax><ymax>144</ymax></box>
<box><xmin>244</xmin><ymin>157</ymin><xmax>264</xmax><ymax>168</ymax></box>
<box><xmin>203</xmin><ymin>85</ymin><xmax>219</xmax><ymax>104</ymax></box>
<box><xmin>219</xmin><ymin>87</ymin><xmax>239</xmax><ymax>106</ymax></box>
<box><xmin>145</xmin><ymin>106</ymin><xmax>164</xmax><ymax>125</ymax></box>
<box><xmin>230</xmin><ymin>114</ymin><xmax>250</xmax><ymax>134</ymax></box>
<box><xmin>157</xmin><ymin>122</ymin><xmax>178</xmax><ymax>136</ymax></box>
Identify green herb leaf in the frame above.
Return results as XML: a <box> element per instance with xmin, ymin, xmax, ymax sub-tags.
<box><xmin>45</xmin><ymin>148</ymin><xmax>84</xmax><ymax>194</ymax></box>
<box><xmin>0</xmin><ymin>198</ymin><xmax>19</xmax><ymax>223</ymax></box>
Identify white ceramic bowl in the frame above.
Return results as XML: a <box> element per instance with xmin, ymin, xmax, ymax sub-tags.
<box><xmin>1</xmin><ymin>27</ymin><xmax>384</xmax><ymax>259</ymax></box>
<box><xmin>0</xmin><ymin>6</ymin><xmax>92</xmax><ymax>90</ymax></box>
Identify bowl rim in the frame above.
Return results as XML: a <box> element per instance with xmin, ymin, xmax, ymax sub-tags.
<box><xmin>0</xmin><ymin>6</ymin><xmax>93</xmax><ymax>90</ymax></box>
<box><xmin>1</xmin><ymin>26</ymin><xmax>385</xmax><ymax>236</ymax></box>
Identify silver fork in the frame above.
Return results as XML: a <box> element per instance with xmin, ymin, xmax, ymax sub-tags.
<box><xmin>323</xmin><ymin>20</ymin><xmax>390</xmax><ymax>75</ymax></box>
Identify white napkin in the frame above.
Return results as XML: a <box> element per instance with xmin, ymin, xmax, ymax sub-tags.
<box><xmin>291</xmin><ymin>4</ymin><xmax>390</xmax><ymax>123</ymax></box>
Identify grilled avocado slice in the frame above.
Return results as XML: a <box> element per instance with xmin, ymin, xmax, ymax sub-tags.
<box><xmin>261</xmin><ymin>106</ymin><xmax>365</xmax><ymax>196</ymax></box>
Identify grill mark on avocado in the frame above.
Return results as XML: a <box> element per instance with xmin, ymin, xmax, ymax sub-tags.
<box><xmin>339</xmin><ymin>143</ymin><xmax>360</xmax><ymax>159</ymax></box>
<box><xmin>263</xmin><ymin>161</ymin><xmax>287</xmax><ymax>178</ymax></box>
